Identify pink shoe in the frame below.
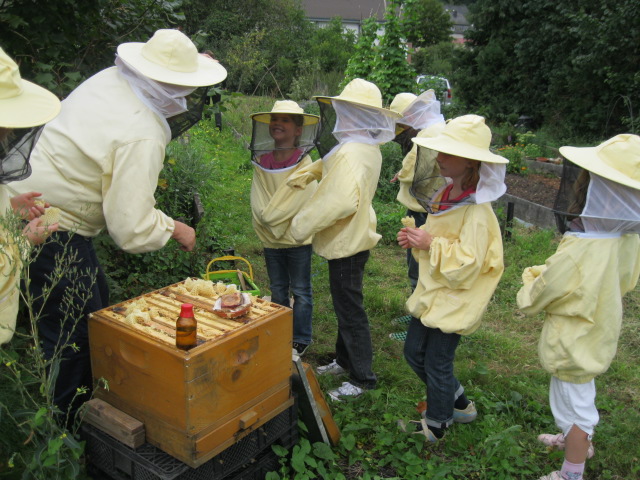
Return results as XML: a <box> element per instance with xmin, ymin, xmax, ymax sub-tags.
<box><xmin>537</xmin><ymin>432</ymin><xmax>595</xmax><ymax>459</ymax></box>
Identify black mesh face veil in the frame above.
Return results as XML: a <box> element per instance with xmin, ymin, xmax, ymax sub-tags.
<box><xmin>167</xmin><ymin>87</ymin><xmax>209</xmax><ymax>140</ymax></box>
<box><xmin>0</xmin><ymin>127</ymin><xmax>42</xmax><ymax>184</ymax></box>
<box><xmin>409</xmin><ymin>145</ymin><xmax>447</xmax><ymax>213</ymax></box>
<box><xmin>553</xmin><ymin>157</ymin><xmax>587</xmax><ymax>233</ymax></box>
<box><xmin>250</xmin><ymin>115</ymin><xmax>318</xmax><ymax>168</ymax></box>
<box><xmin>315</xmin><ymin>98</ymin><xmax>338</xmax><ymax>158</ymax></box>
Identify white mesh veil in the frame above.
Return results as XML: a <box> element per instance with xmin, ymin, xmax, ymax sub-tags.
<box><xmin>581</xmin><ymin>173</ymin><xmax>640</xmax><ymax>233</ymax></box>
<box><xmin>332</xmin><ymin>101</ymin><xmax>396</xmax><ymax>147</ymax></box>
<box><xmin>398</xmin><ymin>90</ymin><xmax>445</xmax><ymax>131</ymax></box>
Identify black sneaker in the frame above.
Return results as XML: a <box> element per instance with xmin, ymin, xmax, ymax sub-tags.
<box><xmin>292</xmin><ymin>342</ymin><xmax>309</xmax><ymax>356</ymax></box>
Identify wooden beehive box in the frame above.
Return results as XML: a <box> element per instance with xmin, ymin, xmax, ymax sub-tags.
<box><xmin>88</xmin><ymin>279</ymin><xmax>293</xmax><ymax>467</ymax></box>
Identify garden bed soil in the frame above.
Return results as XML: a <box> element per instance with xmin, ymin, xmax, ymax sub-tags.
<box><xmin>505</xmin><ymin>173</ymin><xmax>560</xmax><ymax>209</ymax></box>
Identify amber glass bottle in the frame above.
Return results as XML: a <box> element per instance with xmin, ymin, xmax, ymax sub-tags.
<box><xmin>176</xmin><ymin>303</ymin><xmax>197</xmax><ymax>351</ymax></box>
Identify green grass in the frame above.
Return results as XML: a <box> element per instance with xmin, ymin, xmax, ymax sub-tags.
<box><xmin>2</xmin><ymin>103</ymin><xmax>638</xmax><ymax>479</ymax></box>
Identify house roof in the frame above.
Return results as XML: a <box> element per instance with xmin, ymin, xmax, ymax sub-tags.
<box><xmin>301</xmin><ymin>0</ymin><xmax>387</xmax><ymax>22</ymax></box>
<box><xmin>442</xmin><ymin>4</ymin><xmax>470</xmax><ymax>26</ymax></box>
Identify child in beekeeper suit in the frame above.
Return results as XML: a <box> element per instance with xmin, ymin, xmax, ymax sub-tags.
<box><xmin>516</xmin><ymin>134</ymin><xmax>640</xmax><ymax>480</ymax></box>
<box><xmin>388</xmin><ymin>90</ymin><xmax>446</xmax><ymax>336</ymax></box>
<box><xmin>289</xmin><ymin>78</ymin><xmax>401</xmax><ymax>401</ymax></box>
<box><xmin>249</xmin><ymin>100</ymin><xmax>320</xmax><ymax>356</ymax></box>
<box><xmin>396</xmin><ymin>115</ymin><xmax>508</xmax><ymax>441</ymax></box>
<box><xmin>0</xmin><ymin>47</ymin><xmax>60</xmax><ymax>344</ymax></box>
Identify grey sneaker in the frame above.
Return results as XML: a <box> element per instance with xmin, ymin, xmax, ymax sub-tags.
<box><xmin>316</xmin><ymin>359</ymin><xmax>346</xmax><ymax>376</ymax></box>
<box><xmin>453</xmin><ymin>401</ymin><xmax>478</xmax><ymax>423</ymax></box>
<box><xmin>328</xmin><ymin>381</ymin><xmax>364</xmax><ymax>402</ymax></box>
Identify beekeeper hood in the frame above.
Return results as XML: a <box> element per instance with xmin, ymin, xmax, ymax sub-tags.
<box><xmin>392</xmin><ymin>90</ymin><xmax>445</xmax><ymax>132</ymax></box>
<box><xmin>0</xmin><ymin>47</ymin><xmax>61</xmax><ymax>184</ymax></box>
<box><xmin>410</xmin><ymin>114</ymin><xmax>508</xmax><ymax>212</ymax></box>
<box><xmin>250</xmin><ymin>100</ymin><xmax>319</xmax><ymax>172</ymax></box>
<box><xmin>314</xmin><ymin>78</ymin><xmax>400</xmax><ymax>158</ymax></box>
<box><xmin>116</xmin><ymin>29</ymin><xmax>227</xmax><ymax>139</ymax></box>
<box><xmin>554</xmin><ymin>134</ymin><xmax>640</xmax><ymax>234</ymax></box>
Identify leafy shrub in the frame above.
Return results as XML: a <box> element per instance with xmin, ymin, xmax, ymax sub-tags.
<box><xmin>377</xmin><ymin>142</ymin><xmax>404</xmax><ymax>204</ymax></box>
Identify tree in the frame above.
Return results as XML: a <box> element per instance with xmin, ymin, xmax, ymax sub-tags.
<box><xmin>342</xmin><ymin>1</ymin><xmax>417</xmax><ymax>101</ymax></box>
<box><xmin>0</xmin><ymin>0</ymin><xmax>184</xmax><ymax>96</ymax></box>
<box><xmin>454</xmin><ymin>0</ymin><xmax>639</xmax><ymax>140</ymax></box>
<box><xmin>341</xmin><ymin>16</ymin><xmax>380</xmax><ymax>87</ymax></box>
<box><xmin>370</xmin><ymin>0</ymin><xmax>416</xmax><ymax>102</ymax></box>
<box><xmin>402</xmin><ymin>0</ymin><xmax>452</xmax><ymax>48</ymax></box>
<box><xmin>306</xmin><ymin>17</ymin><xmax>356</xmax><ymax>74</ymax></box>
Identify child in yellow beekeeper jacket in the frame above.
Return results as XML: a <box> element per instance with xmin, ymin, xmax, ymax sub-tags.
<box><xmin>517</xmin><ymin>134</ymin><xmax>640</xmax><ymax>480</ymax></box>
<box><xmin>0</xmin><ymin>47</ymin><xmax>60</xmax><ymax>344</ymax></box>
<box><xmin>290</xmin><ymin>79</ymin><xmax>401</xmax><ymax>400</ymax></box>
<box><xmin>249</xmin><ymin>100</ymin><xmax>320</xmax><ymax>355</ymax></box>
<box><xmin>396</xmin><ymin>115</ymin><xmax>508</xmax><ymax>441</ymax></box>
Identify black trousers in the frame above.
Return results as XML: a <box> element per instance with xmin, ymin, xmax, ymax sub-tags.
<box><xmin>327</xmin><ymin>250</ymin><xmax>377</xmax><ymax>389</ymax></box>
<box><xmin>28</xmin><ymin>231</ymin><xmax>109</xmax><ymax>420</ymax></box>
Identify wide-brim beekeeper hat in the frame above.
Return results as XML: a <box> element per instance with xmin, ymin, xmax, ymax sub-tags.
<box><xmin>390</xmin><ymin>92</ymin><xmax>417</xmax><ymax>116</ymax></box>
<box><xmin>412</xmin><ymin>114</ymin><xmax>508</xmax><ymax>164</ymax></box>
<box><xmin>0</xmin><ymin>47</ymin><xmax>61</xmax><ymax>128</ymax></box>
<box><xmin>117</xmin><ymin>29</ymin><xmax>227</xmax><ymax>87</ymax></box>
<box><xmin>314</xmin><ymin>78</ymin><xmax>401</xmax><ymax>118</ymax></box>
<box><xmin>251</xmin><ymin>100</ymin><xmax>319</xmax><ymax>126</ymax></box>
<box><xmin>559</xmin><ymin>134</ymin><xmax>640</xmax><ymax>190</ymax></box>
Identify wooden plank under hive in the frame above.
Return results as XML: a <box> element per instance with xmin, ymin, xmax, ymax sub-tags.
<box><xmin>88</xmin><ymin>279</ymin><xmax>293</xmax><ymax>467</ymax></box>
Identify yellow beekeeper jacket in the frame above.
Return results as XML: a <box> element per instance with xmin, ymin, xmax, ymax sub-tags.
<box><xmin>251</xmin><ymin>156</ymin><xmax>318</xmax><ymax>248</ymax></box>
<box><xmin>396</xmin><ymin>129</ymin><xmax>439</xmax><ymax>213</ymax></box>
<box><xmin>0</xmin><ymin>187</ymin><xmax>22</xmax><ymax>344</ymax></box>
<box><xmin>290</xmin><ymin>142</ymin><xmax>382</xmax><ymax>260</ymax></box>
<box><xmin>516</xmin><ymin>233</ymin><xmax>640</xmax><ymax>384</ymax></box>
<box><xmin>406</xmin><ymin>202</ymin><xmax>504</xmax><ymax>335</ymax></box>
<box><xmin>7</xmin><ymin>67</ymin><xmax>175</xmax><ymax>254</ymax></box>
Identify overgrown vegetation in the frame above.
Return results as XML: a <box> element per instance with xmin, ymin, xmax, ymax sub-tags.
<box><xmin>454</xmin><ymin>0</ymin><xmax>639</xmax><ymax>141</ymax></box>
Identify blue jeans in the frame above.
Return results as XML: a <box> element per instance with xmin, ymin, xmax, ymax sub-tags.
<box><xmin>406</xmin><ymin>210</ymin><xmax>427</xmax><ymax>292</ymax></box>
<box><xmin>328</xmin><ymin>250</ymin><xmax>377</xmax><ymax>389</ymax></box>
<box><xmin>28</xmin><ymin>232</ymin><xmax>109</xmax><ymax>420</ymax></box>
<box><xmin>403</xmin><ymin>317</ymin><xmax>464</xmax><ymax>428</ymax></box>
<box><xmin>264</xmin><ymin>245</ymin><xmax>313</xmax><ymax>345</ymax></box>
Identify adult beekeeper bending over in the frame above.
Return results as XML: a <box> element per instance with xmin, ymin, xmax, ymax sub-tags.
<box><xmin>8</xmin><ymin>29</ymin><xmax>227</xmax><ymax>421</ymax></box>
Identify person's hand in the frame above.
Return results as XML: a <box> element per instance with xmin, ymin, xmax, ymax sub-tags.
<box><xmin>399</xmin><ymin>227</ymin><xmax>433</xmax><ymax>250</ymax></box>
<box><xmin>397</xmin><ymin>228</ymin><xmax>410</xmax><ymax>249</ymax></box>
<box><xmin>10</xmin><ymin>192</ymin><xmax>47</xmax><ymax>220</ymax></box>
<box><xmin>172</xmin><ymin>220</ymin><xmax>196</xmax><ymax>252</ymax></box>
<box><xmin>22</xmin><ymin>217</ymin><xmax>58</xmax><ymax>245</ymax></box>
<box><xmin>390</xmin><ymin>172</ymin><xmax>399</xmax><ymax>183</ymax></box>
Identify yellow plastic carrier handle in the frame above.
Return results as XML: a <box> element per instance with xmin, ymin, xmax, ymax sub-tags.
<box><xmin>205</xmin><ymin>255</ymin><xmax>254</xmax><ymax>281</ymax></box>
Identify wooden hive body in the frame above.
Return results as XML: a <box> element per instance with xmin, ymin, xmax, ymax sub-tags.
<box><xmin>88</xmin><ymin>280</ymin><xmax>293</xmax><ymax>467</ymax></box>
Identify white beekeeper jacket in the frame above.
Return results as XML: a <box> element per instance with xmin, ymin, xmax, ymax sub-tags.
<box><xmin>0</xmin><ymin>187</ymin><xmax>21</xmax><ymax>343</ymax></box>
<box><xmin>7</xmin><ymin>67</ymin><xmax>175</xmax><ymax>253</ymax></box>
<box><xmin>406</xmin><ymin>202</ymin><xmax>504</xmax><ymax>335</ymax></box>
<box><xmin>251</xmin><ymin>156</ymin><xmax>318</xmax><ymax>248</ymax></box>
<box><xmin>517</xmin><ymin>233</ymin><xmax>640</xmax><ymax>383</ymax></box>
<box><xmin>290</xmin><ymin>142</ymin><xmax>382</xmax><ymax>260</ymax></box>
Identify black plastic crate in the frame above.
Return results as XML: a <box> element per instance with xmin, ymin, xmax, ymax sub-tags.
<box><xmin>84</xmin><ymin>401</ymin><xmax>298</xmax><ymax>480</ymax></box>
